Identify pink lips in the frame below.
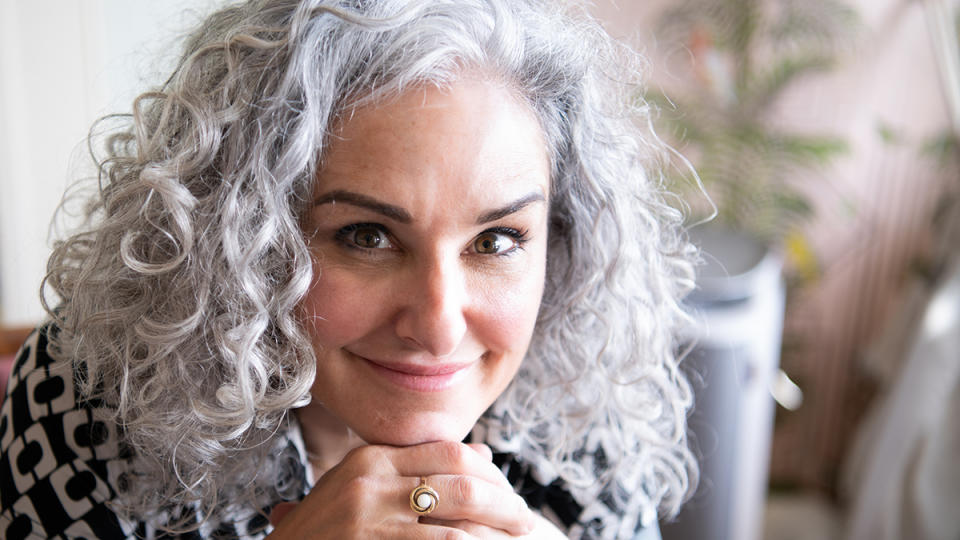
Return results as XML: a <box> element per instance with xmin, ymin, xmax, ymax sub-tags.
<box><xmin>355</xmin><ymin>354</ymin><xmax>474</xmax><ymax>392</ymax></box>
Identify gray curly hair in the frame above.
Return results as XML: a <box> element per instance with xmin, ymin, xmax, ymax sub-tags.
<box><xmin>43</xmin><ymin>0</ymin><xmax>697</xmax><ymax>530</ymax></box>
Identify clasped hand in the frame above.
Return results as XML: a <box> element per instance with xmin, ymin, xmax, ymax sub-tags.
<box><xmin>267</xmin><ymin>441</ymin><xmax>564</xmax><ymax>539</ymax></box>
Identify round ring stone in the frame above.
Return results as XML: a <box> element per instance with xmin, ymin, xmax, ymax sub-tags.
<box><xmin>410</xmin><ymin>478</ymin><xmax>439</xmax><ymax>515</ymax></box>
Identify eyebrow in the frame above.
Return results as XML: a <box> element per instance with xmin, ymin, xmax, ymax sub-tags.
<box><xmin>475</xmin><ymin>192</ymin><xmax>546</xmax><ymax>224</ymax></box>
<box><xmin>312</xmin><ymin>189</ymin><xmax>546</xmax><ymax>225</ymax></box>
<box><xmin>313</xmin><ymin>190</ymin><xmax>413</xmax><ymax>223</ymax></box>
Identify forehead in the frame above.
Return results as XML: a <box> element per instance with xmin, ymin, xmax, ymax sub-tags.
<box><xmin>316</xmin><ymin>78</ymin><xmax>550</xmax><ymax>208</ymax></box>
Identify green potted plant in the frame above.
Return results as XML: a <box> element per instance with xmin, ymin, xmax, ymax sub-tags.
<box><xmin>649</xmin><ymin>0</ymin><xmax>857</xmax><ymax>259</ymax></box>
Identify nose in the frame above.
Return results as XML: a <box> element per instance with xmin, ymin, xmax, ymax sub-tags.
<box><xmin>394</xmin><ymin>253</ymin><xmax>468</xmax><ymax>358</ymax></box>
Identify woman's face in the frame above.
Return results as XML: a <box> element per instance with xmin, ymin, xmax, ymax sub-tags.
<box><xmin>301</xmin><ymin>78</ymin><xmax>550</xmax><ymax>446</ymax></box>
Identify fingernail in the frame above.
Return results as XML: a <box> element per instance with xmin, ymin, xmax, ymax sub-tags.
<box><xmin>471</xmin><ymin>443</ymin><xmax>493</xmax><ymax>461</ymax></box>
<box><xmin>526</xmin><ymin>510</ymin><xmax>538</xmax><ymax>533</ymax></box>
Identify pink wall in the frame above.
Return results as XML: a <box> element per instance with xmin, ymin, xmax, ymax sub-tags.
<box><xmin>589</xmin><ymin>0</ymin><xmax>957</xmax><ymax>493</ymax></box>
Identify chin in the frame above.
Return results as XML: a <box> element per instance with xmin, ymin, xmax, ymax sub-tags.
<box><xmin>355</xmin><ymin>410</ymin><xmax>478</xmax><ymax>447</ymax></box>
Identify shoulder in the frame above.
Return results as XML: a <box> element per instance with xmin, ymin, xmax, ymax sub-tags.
<box><xmin>0</xmin><ymin>324</ymin><xmax>132</xmax><ymax>538</ymax></box>
<box><xmin>0</xmin><ymin>325</ymin><xmax>307</xmax><ymax>539</ymax></box>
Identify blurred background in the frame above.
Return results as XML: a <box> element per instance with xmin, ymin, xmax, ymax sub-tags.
<box><xmin>1</xmin><ymin>1</ymin><xmax>958</xmax><ymax>539</ymax></box>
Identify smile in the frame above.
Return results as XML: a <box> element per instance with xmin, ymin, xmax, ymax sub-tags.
<box><xmin>349</xmin><ymin>352</ymin><xmax>475</xmax><ymax>392</ymax></box>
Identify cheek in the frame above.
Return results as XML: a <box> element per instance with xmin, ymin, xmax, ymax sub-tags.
<box><xmin>300</xmin><ymin>266</ymin><xmax>380</xmax><ymax>347</ymax></box>
<box><xmin>475</xmin><ymin>265</ymin><xmax>546</xmax><ymax>354</ymax></box>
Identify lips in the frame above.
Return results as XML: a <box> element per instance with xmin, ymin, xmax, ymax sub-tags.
<box><xmin>348</xmin><ymin>351</ymin><xmax>475</xmax><ymax>392</ymax></box>
<box><xmin>367</xmin><ymin>359</ymin><xmax>472</xmax><ymax>376</ymax></box>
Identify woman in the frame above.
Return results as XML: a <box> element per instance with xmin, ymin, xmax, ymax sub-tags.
<box><xmin>0</xmin><ymin>0</ymin><xmax>697</xmax><ymax>538</ymax></box>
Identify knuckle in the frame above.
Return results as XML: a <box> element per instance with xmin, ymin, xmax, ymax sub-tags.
<box><xmin>346</xmin><ymin>445</ymin><xmax>389</xmax><ymax>471</ymax></box>
<box><xmin>451</xmin><ymin>475</ymin><xmax>478</xmax><ymax>504</ymax></box>
<box><xmin>436</xmin><ymin>440</ymin><xmax>469</xmax><ymax>466</ymax></box>
<box><xmin>341</xmin><ymin>474</ymin><xmax>376</xmax><ymax>502</ymax></box>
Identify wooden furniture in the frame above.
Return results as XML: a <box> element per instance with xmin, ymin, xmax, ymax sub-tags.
<box><xmin>1</xmin><ymin>326</ymin><xmax>34</xmax><ymax>396</ymax></box>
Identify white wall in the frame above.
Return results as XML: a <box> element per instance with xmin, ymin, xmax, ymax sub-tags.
<box><xmin>0</xmin><ymin>0</ymin><xmax>638</xmax><ymax>327</ymax></box>
<box><xmin>0</xmin><ymin>0</ymin><xmax>225</xmax><ymax>325</ymax></box>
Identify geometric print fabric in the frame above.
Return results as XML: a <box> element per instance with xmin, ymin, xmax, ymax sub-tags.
<box><xmin>0</xmin><ymin>326</ymin><xmax>281</xmax><ymax>538</ymax></box>
<box><xmin>0</xmin><ymin>328</ymin><xmax>133</xmax><ymax>539</ymax></box>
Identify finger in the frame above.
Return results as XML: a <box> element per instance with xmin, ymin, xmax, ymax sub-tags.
<box><xmin>388</xmin><ymin>441</ymin><xmax>510</xmax><ymax>488</ymax></box>
<box><xmin>413</xmin><ymin>520</ymin><xmax>480</xmax><ymax>540</ymax></box>
<box><xmin>466</xmin><ymin>443</ymin><xmax>493</xmax><ymax>462</ymax></box>
<box><xmin>416</xmin><ymin>474</ymin><xmax>535</xmax><ymax>536</ymax></box>
<box><xmin>419</xmin><ymin>517</ymin><xmax>517</xmax><ymax>538</ymax></box>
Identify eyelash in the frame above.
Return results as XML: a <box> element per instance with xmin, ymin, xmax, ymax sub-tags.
<box><xmin>479</xmin><ymin>227</ymin><xmax>530</xmax><ymax>255</ymax></box>
<box><xmin>334</xmin><ymin>223</ymin><xmax>392</xmax><ymax>251</ymax></box>
<box><xmin>333</xmin><ymin>223</ymin><xmax>529</xmax><ymax>255</ymax></box>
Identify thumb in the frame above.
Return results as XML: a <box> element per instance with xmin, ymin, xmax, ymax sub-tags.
<box><xmin>467</xmin><ymin>442</ymin><xmax>493</xmax><ymax>461</ymax></box>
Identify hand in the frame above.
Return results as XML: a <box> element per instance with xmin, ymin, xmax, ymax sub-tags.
<box><xmin>267</xmin><ymin>441</ymin><xmax>537</xmax><ymax>539</ymax></box>
<box><xmin>419</xmin><ymin>510</ymin><xmax>569</xmax><ymax>539</ymax></box>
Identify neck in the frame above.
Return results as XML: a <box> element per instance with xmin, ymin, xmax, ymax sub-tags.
<box><xmin>295</xmin><ymin>399</ymin><xmax>364</xmax><ymax>477</ymax></box>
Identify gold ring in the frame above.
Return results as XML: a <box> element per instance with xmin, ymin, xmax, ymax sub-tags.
<box><xmin>409</xmin><ymin>476</ymin><xmax>439</xmax><ymax>515</ymax></box>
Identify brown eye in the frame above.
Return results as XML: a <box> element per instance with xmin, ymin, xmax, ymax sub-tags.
<box><xmin>473</xmin><ymin>232</ymin><xmax>503</xmax><ymax>254</ymax></box>
<box><xmin>353</xmin><ymin>227</ymin><xmax>386</xmax><ymax>248</ymax></box>
<box><xmin>335</xmin><ymin>223</ymin><xmax>394</xmax><ymax>251</ymax></box>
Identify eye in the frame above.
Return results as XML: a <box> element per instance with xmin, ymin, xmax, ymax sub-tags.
<box><xmin>337</xmin><ymin>224</ymin><xmax>394</xmax><ymax>250</ymax></box>
<box><xmin>471</xmin><ymin>227</ymin><xmax>528</xmax><ymax>255</ymax></box>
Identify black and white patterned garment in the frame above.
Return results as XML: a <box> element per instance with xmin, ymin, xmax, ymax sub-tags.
<box><xmin>0</xmin><ymin>327</ymin><xmax>661</xmax><ymax>539</ymax></box>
